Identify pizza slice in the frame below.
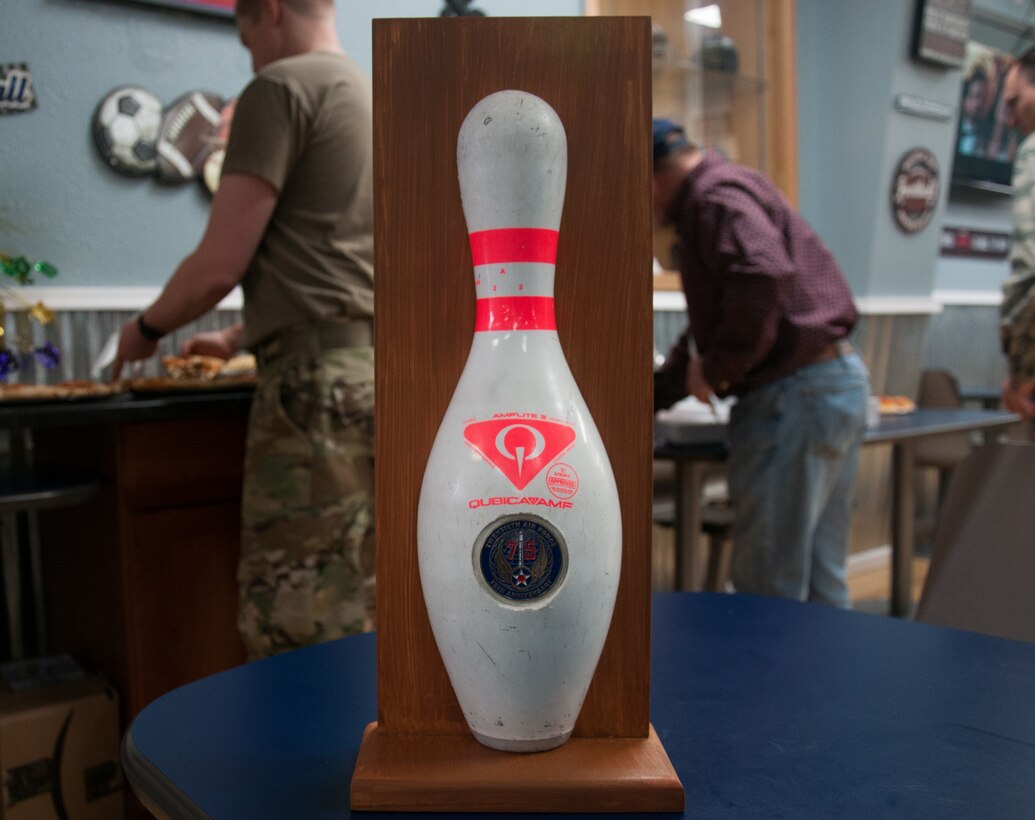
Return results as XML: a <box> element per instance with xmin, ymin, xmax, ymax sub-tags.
<box><xmin>0</xmin><ymin>380</ymin><xmax>121</xmax><ymax>402</ymax></box>
<box><xmin>878</xmin><ymin>395</ymin><xmax>916</xmax><ymax>415</ymax></box>
<box><xmin>161</xmin><ymin>355</ymin><xmax>225</xmax><ymax>381</ymax></box>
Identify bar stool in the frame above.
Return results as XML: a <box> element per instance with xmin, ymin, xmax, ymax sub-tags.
<box><xmin>0</xmin><ymin>461</ymin><xmax>98</xmax><ymax>660</ymax></box>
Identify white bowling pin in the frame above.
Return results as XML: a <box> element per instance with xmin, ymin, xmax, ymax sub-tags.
<box><xmin>417</xmin><ymin>90</ymin><xmax>622</xmax><ymax>753</ymax></box>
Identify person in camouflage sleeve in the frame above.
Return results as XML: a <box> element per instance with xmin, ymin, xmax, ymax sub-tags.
<box><xmin>1001</xmin><ymin>48</ymin><xmax>1035</xmax><ymax>418</ymax></box>
<box><xmin>114</xmin><ymin>0</ymin><xmax>376</xmax><ymax>658</ymax></box>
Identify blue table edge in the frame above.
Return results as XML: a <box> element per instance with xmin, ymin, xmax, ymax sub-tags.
<box><xmin>123</xmin><ymin>728</ymin><xmax>209</xmax><ymax>819</ymax></box>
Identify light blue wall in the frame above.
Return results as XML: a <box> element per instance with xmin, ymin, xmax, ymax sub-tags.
<box><xmin>796</xmin><ymin>0</ymin><xmax>962</xmax><ymax>300</ymax></box>
<box><xmin>0</xmin><ymin>0</ymin><xmax>580</xmax><ymax>287</ymax></box>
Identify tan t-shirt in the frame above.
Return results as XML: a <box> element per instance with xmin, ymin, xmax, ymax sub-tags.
<box><xmin>222</xmin><ymin>51</ymin><xmax>374</xmax><ymax>349</ymax></box>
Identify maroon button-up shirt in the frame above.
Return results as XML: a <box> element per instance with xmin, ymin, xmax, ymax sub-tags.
<box><xmin>656</xmin><ymin>151</ymin><xmax>857</xmax><ymax>405</ymax></box>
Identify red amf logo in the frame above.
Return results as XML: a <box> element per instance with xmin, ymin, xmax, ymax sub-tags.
<box><xmin>463</xmin><ymin>416</ymin><xmax>576</xmax><ymax>490</ymax></box>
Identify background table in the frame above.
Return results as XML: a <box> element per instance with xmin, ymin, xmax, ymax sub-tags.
<box><xmin>654</xmin><ymin>407</ymin><xmax>1020</xmax><ymax>615</ymax></box>
<box><xmin>123</xmin><ymin>592</ymin><xmax>1035</xmax><ymax>819</ymax></box>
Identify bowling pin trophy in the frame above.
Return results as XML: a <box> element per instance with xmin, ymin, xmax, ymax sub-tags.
<box><xmin>352</xmin><ymin>16</ymin><xmax>683</xmax><ymax>813</ymax></box>
<box><xmin>417</xmin><ymin>90</ymin><xmax>621</xmax><ymax>753</ymax></box>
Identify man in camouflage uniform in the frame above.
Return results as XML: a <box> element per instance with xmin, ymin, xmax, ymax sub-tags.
<box><xmin>237</xmin><ymin>343</ymin><xmax>374</xmax><ymax>657</ymax></box>
<box><xmin>114</xmin><ymin>0</ymin><xmax>375</xmax><ymax>658</ymax></box>
<box><xmin>1001</xmin><ymin>48</ymin><xmax>1035</xmax><ymax>418</ymax></box>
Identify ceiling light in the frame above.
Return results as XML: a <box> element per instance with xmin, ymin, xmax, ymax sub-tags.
<box><xmin>684</xmin><ymin>4</ymin><xmax>722</xmax><ymax>29</ymax></box>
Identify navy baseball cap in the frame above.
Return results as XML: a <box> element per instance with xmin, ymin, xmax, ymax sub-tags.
<box><xmin>653</xmin><ymin>118</ymin><xmax>689</xmax><ymax>168</ymax></box>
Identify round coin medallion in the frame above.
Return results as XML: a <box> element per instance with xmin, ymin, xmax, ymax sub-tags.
<box><xmin>475</xmin><ymin>515</ymin><xmax>567</xmax><ymax>603</ymax></box>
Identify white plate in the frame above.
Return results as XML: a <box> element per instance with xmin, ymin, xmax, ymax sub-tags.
<box><xmin>655</xmin><ymin>418</ymin><xmax>728</xmax><ymax>446</ymax></box>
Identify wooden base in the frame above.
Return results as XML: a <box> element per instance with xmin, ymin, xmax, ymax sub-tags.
<box><xmin>350</xmin><ymin>722</ymin><xmax>684</xmax><ymax>813</ymax></box>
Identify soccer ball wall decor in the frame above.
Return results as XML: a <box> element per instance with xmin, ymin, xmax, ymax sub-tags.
<box><xmin>92</xmin><ymin>86</ymin><xmax>163</xmax><ymax>177</ymax></box>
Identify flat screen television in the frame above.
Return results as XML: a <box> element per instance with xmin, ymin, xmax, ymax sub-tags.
<box><xmin>951</xmin><ymin>41</ymin><xmax>1022</xmax><ymax>194</ymax></box>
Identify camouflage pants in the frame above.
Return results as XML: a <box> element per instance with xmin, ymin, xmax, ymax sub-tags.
<box><xmin>238</xmin><ymin>345</ymin><xmax>375</xmax><ymax>660</ymax></box>
<box><xmin>1002</xmin><ymin>293</ymin><xmax>1035</xmax><ymax>380</ymax></box>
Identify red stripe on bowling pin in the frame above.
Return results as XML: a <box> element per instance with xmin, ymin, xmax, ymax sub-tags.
<box><xmin>469</xmin><ymin>228</ymin><xmax>559</xmax><ymax>266</ymax></box>
<box><xmin>475</xmin><ymin>296</ymin><xmax>556</xmax><ymax>332</ymax></box>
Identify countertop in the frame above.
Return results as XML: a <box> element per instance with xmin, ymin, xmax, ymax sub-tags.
<box><xmin>0</xmin><ymin>387</ymin><xmax>254</xmax><ymax>429</ymax></box>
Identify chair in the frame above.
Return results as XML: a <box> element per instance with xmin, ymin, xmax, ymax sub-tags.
<box><xmin>916</xmin><ymin>442</ymin><xmax>1035</xmax><ymax>643</ymax></box>
<box><xmin>0</xmin><ymin>461</ymin><xmax>98</xmax><ymax>660</ymax></box>
<box><xmin>652</xmin><ymin>460</ymin><xmax>732</xmax><ymax>592</ymax></box>
<box><xmin>913</xmin><ymin>369</ymin><xmax>972</xmax><ymax>537</ymax></box>
<box><xmin>700</xmin><ymin>500</ymin><xmax>733</xmax><ymax>591</ymax></box>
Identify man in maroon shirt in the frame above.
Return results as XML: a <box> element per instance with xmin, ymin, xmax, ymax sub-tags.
<box><xmin>653</xmin><ymin>119</ymin><xmax>870</xmax><ymax>607</ymax></box>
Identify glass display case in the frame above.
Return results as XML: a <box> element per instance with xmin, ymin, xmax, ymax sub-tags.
<box><xmin>586</xmin><ymin>0</ymin><xmax>797</xmax><ymax>279</ymax></box>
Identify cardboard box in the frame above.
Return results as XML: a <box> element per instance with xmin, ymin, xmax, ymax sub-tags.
<box><xmin>0</xmin><ymin>657</ymin><xmax>122</xmax><ymax>820</ymax></box>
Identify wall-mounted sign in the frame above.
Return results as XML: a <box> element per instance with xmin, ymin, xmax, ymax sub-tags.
<box><xmin>940</xmin><ymin>225</ymin><xmax>1011</xmax><ymax>259</ymax></box>
<box><xmin>891</xmin><ymin>147</ymin><xmax>941</xmax><ymax>234</ymax></box>
<box><xmin>911</xmin><ymin>0</ymin><xmax>972</xmax><ymax>67</ymax></box>
<box><xmin>894</xmin><ymin>93</ymin><xmax>954</xmax><ymax>122</ymax></box>
<box><xmin>0</xmin><ymin>64</ymin><xmax>36</xmax><ymax>115</ymax></box>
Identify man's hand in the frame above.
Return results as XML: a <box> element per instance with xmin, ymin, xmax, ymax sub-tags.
<box><xmin>687</xmin><ymin>357</ymin><xmax>714</xmax><ymax>403</ymax></box>
<box><xmin>112</xmin><ymin>317</ymin><xmax>159</xmax><ymax>379</ymax></box>
<box><xmin>181</xmin><ymin>328</ymin><xmax>238</xmax><ymax>360</ymax></box>
<box><xmin>1001</xmin><ymin>375</ymin><xmax>1035</xmax><ymax>418</ymax></box>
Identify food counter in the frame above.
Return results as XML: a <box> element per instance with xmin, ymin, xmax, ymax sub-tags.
<box><xmin>2</xmin><ymin>388</ymin><xmax>253</xmax><ymax>726</ymax></box>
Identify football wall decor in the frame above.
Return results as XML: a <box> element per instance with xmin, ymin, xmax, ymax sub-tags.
<box><xmin>155</xmin><ymin>90</ymin><xmax>224</xmax><ymax>183</ymax></box>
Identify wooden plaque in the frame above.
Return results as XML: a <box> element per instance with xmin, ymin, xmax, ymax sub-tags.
<box><xmin>352</xmin><ymin>16</ymin><xmax>682</xmax><ymax>812</ymax></box>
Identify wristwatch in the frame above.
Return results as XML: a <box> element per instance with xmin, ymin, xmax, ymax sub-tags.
<box><xmin>137</xmin><ymin>314</ymin><xmax>165</xmax><ymax>341</ymax></box>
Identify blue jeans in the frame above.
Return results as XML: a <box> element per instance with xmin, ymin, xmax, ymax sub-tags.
<box><xmin>727</xmin><ymin>352</ymin><xmax>870</xmax><ymax>607</ymax></box>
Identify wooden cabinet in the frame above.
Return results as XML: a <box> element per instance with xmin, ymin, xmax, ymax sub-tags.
<box><xmin>35</xmin><ymin>415</ymin><xmax>248</xmax><ymax>727</ymax></box>
<box><xmin>586</xmin><ymin>0</ymin><xmax>799</xmax><ymax>280</ymax></box>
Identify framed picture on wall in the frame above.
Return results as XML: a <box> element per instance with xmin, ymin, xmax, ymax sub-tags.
<box><xmin>950</xmin><ymin>41</ymin><xmax>1022</xmax><ymax>194</ymax></box>
<box><xmin>911</xmin><ymin>0</ymin><xmax>972</xmax><ymax>67</ymax></box>
<box><xmin>114</xmin><ymin>0</ymin><xmax>234</xmax><ymax>18</ymax></box>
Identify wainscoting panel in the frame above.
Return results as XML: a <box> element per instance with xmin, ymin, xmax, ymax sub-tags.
<box><xmin>653</xmin><ymin>308</ymin><xmax>687</xmax><ymax>364</ymax></box>
<box><xmin>2</xmin><ymin>310</ymin><xmax>242</xmax><ymax>383</ymax></box>
<box><xmin>20</xmin><ymin>304</ymin><xmax>990</xmax><ymax>558</ymax></box>
<box><xmin>851</xmin><ymin>312</ymin><xmax>932</xmax><ymax>553</ymax></box>
<box><xmin>652</xmin><ymin>299</ymin><xmax>1008</xmax><ymax>557</ymax></box>
<box><xmin>923</xmin><ymin>304</ymin><xmax>1006</xmax><ymax>390</ymax></box>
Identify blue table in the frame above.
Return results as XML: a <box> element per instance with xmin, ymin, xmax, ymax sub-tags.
<box><xmin>123</xmin><ymin>592</ymin><xmax>1035</xmax><ymax>818</ymax></box>
<box><xmin>655</xmin><ymin>407</ymin><xmax>1020</xmax><ymax>614</ymax></box>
